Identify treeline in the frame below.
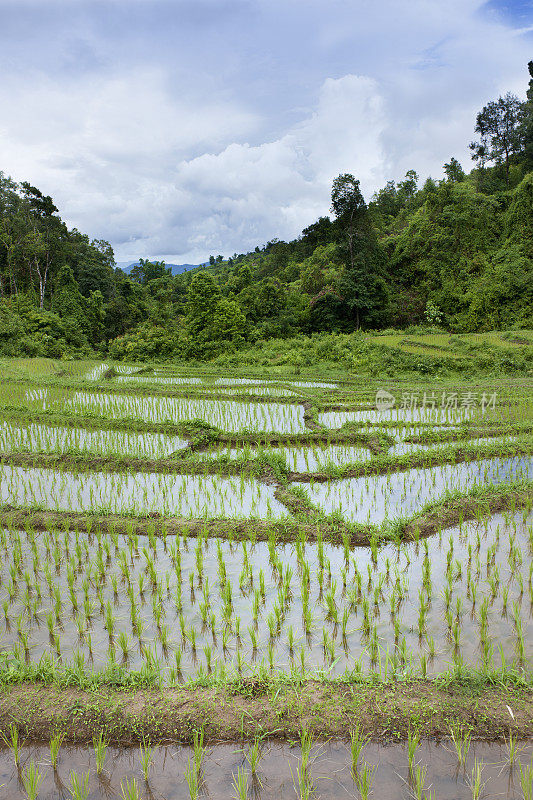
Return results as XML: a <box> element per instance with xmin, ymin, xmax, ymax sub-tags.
<box><xmin>1</xmin><ymin>64</ymin><xmax>533</xmax><ymax>360</ymax></box>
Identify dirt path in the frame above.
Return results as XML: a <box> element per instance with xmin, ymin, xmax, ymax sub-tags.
<box><xmin>0</xmin><ymin>680</ymin><xmax>531</xmax><ymax>745</ymax></box>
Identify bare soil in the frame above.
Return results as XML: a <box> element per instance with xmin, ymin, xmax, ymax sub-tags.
<box><xmin>0</xmin><ymin>680</ymin><xmax>531</xmax><ymax>745</ymax></box>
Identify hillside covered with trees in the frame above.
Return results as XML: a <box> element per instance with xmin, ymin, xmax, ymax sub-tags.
<box><xmin>1</xmin><ymin>64</ymin><xmax>533</xmax><ymax>365</ymax></box>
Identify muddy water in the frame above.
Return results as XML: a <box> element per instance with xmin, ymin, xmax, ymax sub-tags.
<box><xmin>0</xmin><ymin>740</ymin><xmax>532</xmax><ymax>799</ymax></box>
<box><xmin>1</xmin><ymin>510</ymin><xmax>531</xmax><ymax>676</ymax></box>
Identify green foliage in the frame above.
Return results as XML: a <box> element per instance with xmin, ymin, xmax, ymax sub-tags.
<box><xmin>424</xmin><ymin>301</ymin><xmax>443</xmax><ymax>326</ymax></box>
<box><xmin>443</xmin><ymin>157</ymin><xmax>466</xmax><ymax>183</ymax></box>
<box><xmin>130</xmin><ymin>257</ymin><xmax>171</xmax><ymax>285</ymax></box>
<box><xmin>108</xmin><ymin>321</ymin><xmax>181</xmax><ymax>361</ymax></box>
<box><xmin>211</xmin><ymin>298</ymin><xmax>246</xmax><ymax>346</ymax></box>
<box><xmin>1</xmin><ymin>63</ymin><xmax>532</xmax><ymax>361</ymax></box>
<box><xmin>469</xmin><ymin>92</ymin><xmax>525</xmax><ymax>184</ymax></box>
<box><xmin>0</xmin><ymin>302</ymin><xmax>24</xmax><ymax>355</ymax></box>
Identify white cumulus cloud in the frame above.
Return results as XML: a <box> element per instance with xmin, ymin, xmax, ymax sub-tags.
<box><xmin>0</xmin><ymin>0</ymin><xmax>531</xmax><ymax>262</ymax></box>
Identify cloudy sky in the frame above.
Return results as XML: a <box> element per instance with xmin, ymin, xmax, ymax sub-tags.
<box><xmin>0</xmin><ymin>0</ymin><xmax>532</xmax><ymax>263</ymax></box>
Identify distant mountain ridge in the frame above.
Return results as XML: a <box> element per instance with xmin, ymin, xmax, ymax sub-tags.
<box><xmin>116</xmin><ymin>261</ymin><xmax>204</xmax><ymax>276</ymax></box>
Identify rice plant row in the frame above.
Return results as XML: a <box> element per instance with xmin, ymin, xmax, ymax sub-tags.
<box><xmin>0</xmin><ymin>508</ymin><xmax>531</xmax><ymax>678</ymax></box>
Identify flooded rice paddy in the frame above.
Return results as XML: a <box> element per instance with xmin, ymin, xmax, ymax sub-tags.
<box><xmin>66</xmin><ymin>392</ymin><xmax>306</xmax><ymax>433</ymax></box>
<box><xmin>1</xmin><ymin>455</ymin><xmax>530</xmax><ymax>521</ymax></box>
<box><xmin>0</xmin><ymin>466</ymin><xmax>285</xmax><ymax>518</ymax></box>
<box><xmin>0</xmin><ymin>361</ymin><xmax>532</xmax><ymax>796</ymax></box>
<box><xmin>116</xmin><ymin>375</ymin><xmax>203</xmax><ymax>386</ymax></box>
<box><xmin>1</xmin><ymin>510</ymin><xmax>531</xmax><ymax>675</ymax></box>
<box><xmin>1</xmin><ymin>739</ymin><xmax>533</xmax><ymax>799</ymax></box>
<box><xmin>304</xmin><ymin>456</ymin><xmax>533</xmax><ymax>523</ymax></box>
<box><xmin>197</xmin><ymin>443</ymin><xmax>375</xmax><ymax>471</ymax></box>
<box><xmin>0</xmin><ymin>366</ymin><xmax>531</xmax><ymax>677</ymax></box>
<box><xmin>318</xmin><ymin>407</ymin><xmax>474</xmax><ymax>427</ymax></box>
<box><xmin>197</xmin><ymin>436</ymin><xmax>521</xmax><ymax>471</ymax></box>
<box><xmin>388</xmin><ymin>435</ymin><xmax>518</xmax><ymax>456</ymax></box>
<box><xmin>0</xmin><ymin>422</ymin><xmax>188</xmax><ymax>458</ymax></box>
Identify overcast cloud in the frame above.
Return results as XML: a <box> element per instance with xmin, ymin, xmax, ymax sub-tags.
<box><xmin>0</xmin><ymin>0</ymin><xmax>531</xmax><ymax>263</ymax></box>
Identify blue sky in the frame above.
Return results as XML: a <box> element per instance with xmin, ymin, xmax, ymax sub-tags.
<box><xmin>0</xmin><ymin>0</ymin><xmax>531</xmax><ymax>263</ymax></box>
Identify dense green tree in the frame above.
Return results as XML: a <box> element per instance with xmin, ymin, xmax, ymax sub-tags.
<box><xmin>371</xmin><ymin>180</ymin><xmax>399</xmax><ymax>217</ymax></box>
<box><xmin>68</xmin><ymin>231</ymin><xmax>115</xmax><ymax>299</ymax></box>
<box><xmin>0</xmin><ymin>301</ymin><xmax>24</xmax><ymax>354</ymax></box>
<box><xmin>226</xmin><ymin>264</ymin><xmax>253</xmax><ymax>295</ymax></box>
<box><xmin>20</xmin><ymin>183</ymin><xmax>58</xmax><ymax>218</ymax></box>
<box><xmin>211</xmin><ymin>298</ymin><xmax>246</xmax><ymax>345</ymax></box>
<box><xmin>104</xmin><ymin>277</ymin><xmax>147</xmax><ymax>340</ymax></box>
<box><xmin>130</xmin><ymin>258</ymin><xmax>170</xmax><ymax>285</ymax></box>
<box><xmin>53</xmin><ymin>263</ymin><xmax>84</xmax><ymax>319</ymax></box>
<box><xmin>185</xmin><ymin>271</ymin><xmax>222</xmax><ymax>334</ymax></box>
<box><xmin>331</xmin><ymin>174</ymin><xmax>389</xmax><ymax>329</ymax></box>
<box><xmin>396</xmin><ymin>170</ymin><xmax>419</xmax><ymax>207</ymax></box>
<box><xmin>521</xmin><ymin>61</ymin><xmax>533</xmax><ymax>171</ymax></box>
<box><xmin>299</xmin><ymin>244</ymin><xmax>340</xmax><ymax>295</ymax></box>
<box><xmin>1</xmin><ymin>66</ymin><xmax>533</xmax><ymax>361</ymax></box>
<box><xmin>470</xmin><ymin>92</ymin><xmax>525</xmax><ymax>185</ymax></box>
<box><xmin>306</xmin><ymin>288</ymin><xmax>349</xmax><ymax>332</ymax></box>
<box><xmin>300</xmin><ymin>216</ymin><xmax>336</xmax><ymax>254</ymax></box>
<box><xmin>85</xmin><ymin>290</ymin><xmax>106</xmax><ymax>345</ymax></box>
<box><xmin>255</xmin><ymin>278</ymin><xmax>286</xmax><ymax>320</ymax></box>
<box><xmin>443</xmin><ymin>157</ymin><xmax>466</xmax><ymax>182</ymax></box>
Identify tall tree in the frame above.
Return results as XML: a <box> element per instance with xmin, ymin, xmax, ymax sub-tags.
<box><xmin>469</xmin><ymin>92</ymin><xmax>525</xmax><ymax>184</ymax></box>
<box><xmin>330</xmin><ymin>174</ymin><xmax>388</xmax><ymax>329</ymax></box>
<box><xmin>443</xmin><ymin>157</ymin><xmax>466</xmax><ymax>183</ymax></box>
<box><xmin>521</xmin><ymin>61</ymin><xmax>533</xmax><ymax>170</ymax></box>
<box><xmin>185</xmin><ymin>271</ymin><xmax>222</xmax><ymax>335</ymax></box>
<box><xmin>331</xmin><ymin>175</ymin><xmax>366</xmax><ymax>326</ymax></box>
<box><xmin>396</xmin><ymin>170</ymin><xmax>419</xmax><ymax>207</ymax></box>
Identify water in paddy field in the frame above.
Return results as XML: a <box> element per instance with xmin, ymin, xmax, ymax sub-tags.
<box><xmin>212</xmin><ymin>378</ymin><xmax>337</xmax><ymax>389</ymax></box>
<box><xmin>84</xmin><ymin>368</ymin><xmax>339</xmax><ymax>392</ymax></box>
<box><xmin>1</xmin><ymin>454</ymin><xmax>529</xmax><ymax>521</ymax></box>
<box><xmin>388</xmin><ymin>435</ymin><xmax>519</xmax><ymax>456</ymax></box>
<box><xmin>0</xmin><ymin>422</ymin><xmax>188</xmax><ymax>458</ymax></box>
<box><xmin>116</xmin><ymin>375</ymin><xmax>203</xmax><ymax>385</ymax></box>
<box><xmin>0</xmin><ymin>466</ymin><xmax>287</xmax><ymax>518</ymax></box>
<box><xmin>111</xmin><ymin>379</ymin><xmax>312</xmax><ymax>396</ymax></box>
<box><xmin>197</xmin><ymin>443</ymin><xmax>375</xmax><ymax>470</ymax></box>
<box><xmin>65</xmin><ymin>392</ymin><xmax>307</xmax><ymax>433</ymax></box>
<box><xmin>195</xmin><ymin>435</ymin><xmax>523</xmax><ymax>470</ymax></box>
<box><xmin>303</xmin><ymin>456</ymin><xmax>533</xmax><ymax>523</ymax></box>
<box><xmin>215</xmin><ymin>378</ymin><xmax>267</xmax><ymax>384</ymax></box>
<box><xmin>213</xmin><ymin>386</ymin><xmax>296</xmax><ymax>396</ymax></box>
<box><xmin>319</xmin><ymin>407</ymin><xmax>476</xmax><ymax>427</ymax></box>
<box><xmin>1</xmin><ymin>510</ymin><xmax>531</xmax><ymax>677</ymax></box>
<box><xmin>0</xmin><ymin>740</ymin><xmax>532</xmax><ymax>799</ymax></box>
<box><xmin>84</xmin><ymin>364</ymin><xmax>138</xmax><ymax>381</ymax></box>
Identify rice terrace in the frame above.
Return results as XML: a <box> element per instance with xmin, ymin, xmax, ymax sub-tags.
<box><xmin>0</xmin><ymin>350</ymin><xmax>532</xmax><ymax>798</ymax></box>
<box><xmin>2</xmin><ymin>7</ymin><xmax>533</xmax><ymax>795</ymax></box>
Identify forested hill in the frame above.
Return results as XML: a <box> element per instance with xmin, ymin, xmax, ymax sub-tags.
<box><xmin>118</xmin><ymin>262</ymin><xmax>203</xmax><ymax>276</ymax></box>
<box><xmin>1</xmin><ymin>64</ymin><xmax>533</xmax><ymax>362</ymax></box>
